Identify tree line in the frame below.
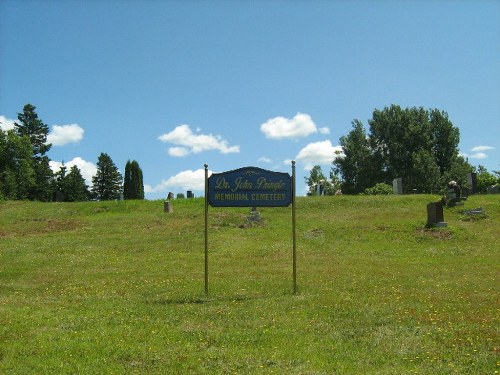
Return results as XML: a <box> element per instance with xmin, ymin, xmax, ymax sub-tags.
<box><xmin>0</xmin><ymin>104</ymin><xmax>144</xmax><ymax>201</ymax></box>
<box><xmin>306</xmin><ymin>105</ymin><xmax>499</xmax><ymax>195</ymax></box>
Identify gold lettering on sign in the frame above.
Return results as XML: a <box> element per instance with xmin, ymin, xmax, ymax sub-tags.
<box><xmin>215</xmin><ymin>193</ymin><xmax>249</xmax><ymax>201</ymax></box>
<box><xmin>233</xmin><ymin>177</ymin><xmax>253</xmax><ymax>192</ymax></box>
<box><xmin>256</xmin><ymin>177</ymin><xmax>285</xmax><ymax>192</ymax></box>
<box><xmin>214</xmin><ymin>177</ymin><xmax>230</xmax><ymax>190</ymax></box>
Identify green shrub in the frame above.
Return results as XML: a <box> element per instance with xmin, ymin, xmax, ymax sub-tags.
<box><xmin>364</xmin><ymin>182</ymin><xmax>394</xmax><ymax>195</ymax></box>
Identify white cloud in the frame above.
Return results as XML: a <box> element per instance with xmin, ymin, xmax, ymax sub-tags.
<box><xmin>470</xmin><ymin>145</ymin><xmax>494</xmax><ymax>152</ymax></box>
<box><xmin>294</xmin><ymin>140</ymin><xmax>343</xmax><ymax>170</ymax></box>
<box><xmin>47</xmin><ymin>124</ymin><xmax>84</xmax><ymax>146</ymax></box>
<box><xmin>464</xmin><ymin>145</ymin><xmax>495</xmax><ymax>160</ymax></box>
<box><xmin>0</xmin><ymin>115</ymin><xmax>16</xmax><ymax>131</ymax></box>
<box><xmin>258</xmin><ymin>156</ymin><xmax>272</xmax><ymax>163</ymax></box>
<box><xmin>260</xmin><ymin>113</ymin><xmax>329</xmax><ymax>139</ymax></box>
<box><xmin>168</xmin><ymin>146</ymin><xmax>190</xmax><ymax>157</ymax></box>
<box><xmin>145</xmin><ymin>168</ymin><xmax>211</xmax><ymax>194</ymax></box>
<box><xmin>158</xmin><ymin>124</ymin><xmax>239</xmax><ymax>156</ymax></box>
<box><xmin>49</xmin><ymin>157</ymin><xmax>97</xmax><ymax>185</ymax></box>
<box><xmin>469</xmin><ymin>152</ymin><xmax>488</xmax><ymax>159</ymax></box>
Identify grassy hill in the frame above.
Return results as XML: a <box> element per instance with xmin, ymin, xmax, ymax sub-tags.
<box><xmin>0</xmin><ymin>195</ymin><xmax>498</xmax><ymax>374</ymax></box>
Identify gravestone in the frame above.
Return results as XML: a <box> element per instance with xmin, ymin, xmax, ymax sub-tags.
<box><xmin>467</xmin><ymin>173</ymin><xmax>477</xmax><ymax>194</ymax></box>
<box><xmin>427</xmin><ymin>202</ymin><xmax>446</xmax><ymax>227</ymax></box>
<box><xmin>487</xmin><ymin>185</ymin><xmax>500</xmax><ymax>194</ymax></box>
<box><xmin>247</xmin><ymin>206</ymin><xmax>261</xmax><ymax>223</ymax></box>
<box><xmin>393</xmin><ymin>178</ymin><xmax>403</xmax><ymax>195</ymax></box>
<box><xmin>164</xmin><ymin>201</ymin><xmax>173</xmax><ymax>213</ymax></box>
<box><xmin>55</xmin><ymin>191</ymin><xmax>64</xmax><ymax>202</ymax></box>
<box><xmin>187</xmin><ymin>190</ymin><xmax>194</xmax><ymax>199</ymax></box>
<box><xmin>446</xmin><ymin>181</ymin><xmax>464</xmax><ymax>207</ymax></box>
<box><xmin>167</xmin><ymin>192</ymin><xmax>174</xmax><ymax>200</ymax></box>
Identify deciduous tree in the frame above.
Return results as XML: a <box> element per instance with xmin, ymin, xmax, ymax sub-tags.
<box><xmin>333</xmin><ymin>105</ymin><xmax>470</xmax><ymax>194</ymax></box>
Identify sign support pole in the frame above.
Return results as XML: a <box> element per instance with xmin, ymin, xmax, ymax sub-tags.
<box><xmin>204</xmin><ymin>163</ymin><xmax>209</xmax><ymax>295</ymax></box>
<box><xmin>292</xmin><ymin>160</ymin><xmax>297</xmax><ymax>294</ymax></box>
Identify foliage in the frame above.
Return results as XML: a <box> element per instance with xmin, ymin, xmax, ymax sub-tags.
<box><xmin>332</xmin><ymin>120</ymin><xmax>378</xmax><ymax>194</ymax></box>
<box><xmin>52</xmin><ymin>164</ymin><xmax>89</xmax><ymax>201</ymax></box>
<box><xmin>441</xmin><ymin>154</ymin><xmax>473</xmax><ymax>192</ymax></box>
<box><xmin>14</xmin><ymin>104</ymin><xmax>53</xmax><ymax>201</ymax></box>
<box><xmin>0</xmin><ymin>196</ymin><xmax>498</xmax><ymax>374</ymax></box>
<box><xmin>305</xmin><ymin>165</ymin><xmax>339</xmax><ymax>195</ymax></box>
<box><xmin>333</xmin><ymin>105</ymin><xmax>472</xmax><ymax>194</ymax></box>
<box><xmin>475</xmin><ymin>165</ymin><xmax>498</xmax><ymax>193</ymax></box>
<box><xmin>91</xmin><ymin>153</ymin><xmax>123</xmax><ymax>201</ymax></box>
<box><xmin>123</xmin><ymin>160</ymin><xmax>144</xmax><ymax>200</ymax></box>
<box><xmin>0</xmin><ymin>129</ymin><xmax>36</xmax><ymax>200</ymax></box>
<box><xmin>363</xmin><ymin>182</ymin><xmax>394</xmax><ymax>195</ymax></box>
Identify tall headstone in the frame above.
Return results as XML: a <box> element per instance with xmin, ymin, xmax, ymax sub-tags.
<box><xmin>467</xmin><ymin>172</ymin><xmax>477</xmax><ymax>195</ymax></box>
<box><xmin>427</xmin><ymin>202</ymin><xmax>446</xmax><ymax>227</ymax></box>
<box><xmin>393</xmin><ymin>178</ymin><xmax>403</xmax><ymax>195</ymax></box>
<box><xmin>164</xmin><ymin>201</ymin><xmax>173</xmax><ymax>213</ymax></box>
<box><xmin>187</xmin><ymin>190</ymin><xmax>194</xmax><ymax>199</ymax></box>
<box><xmin>55</xmin><ymin>191</ymin><xmax>64</xmax><ymax>202</ymax></box>
<box><xmin>167</xmin><ymin>192</ymin><xmax>174</xmax><ymax>200</ymax></box>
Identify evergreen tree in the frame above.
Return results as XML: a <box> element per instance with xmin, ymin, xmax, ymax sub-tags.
<box><xmin>123</xmin><ymin>160</ymin><xmax>144</xmax><ymax>200</ymax></box>
<box><xmin>65</xmin><ymin>165</ymin><xmax>89</xmax><ymax>201</ymax></box>
<box><xmin>14</xmin><ymin>104</ymin><xmax>53</xmax><ymax>201</ymax></box>
<box><xmin>51</xmin><ymin>164</ymin><xmax>89</xmax><ymax>201</ymax></box>
<box><xmin>91</xmin><ymin>153</ymin><xmax>123</xmax><ymax>201</ymax></box>
<box><xmin>52</xmin><ymin>163</ymin><xmax>68</xmax><ymax>200</ymax></box>
<box><xmin>0</xmin><ymin>129</ymin><xmax>36</xmax><ymax>200</ymax></box>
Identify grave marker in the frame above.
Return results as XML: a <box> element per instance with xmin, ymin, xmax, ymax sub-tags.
<box><xmin>427</xmin><ymin>202</ymin><xmax>447</xmax><ymax>227</ymax></box>
<box><xmin>393</xmin><ymin>178</ymin><xmax>403</xmax><ymax>195</ymax></box>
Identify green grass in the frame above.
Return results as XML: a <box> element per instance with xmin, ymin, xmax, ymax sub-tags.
<box><xmin>0</xmin><ymin>195</ymin><xmax>498</xmax><ymax>374</ymax></box>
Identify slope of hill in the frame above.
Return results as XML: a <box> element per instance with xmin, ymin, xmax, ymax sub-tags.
<box><xmin>1</xmin><ymin>195</ymin><xmax>498</xmax><ymax>374</ymax></box>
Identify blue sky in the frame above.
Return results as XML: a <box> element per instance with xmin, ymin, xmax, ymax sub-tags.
<box><xmin>1</xmin><ymin>0</ymin><xmax>498</xmax><ymax>199</ymax></box>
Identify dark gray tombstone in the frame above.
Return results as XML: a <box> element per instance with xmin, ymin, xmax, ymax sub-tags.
<box><xmin>55</xmin><ymin>191</ymin><xmax>64</xmax><ymax>202</ymax></box>
<box><xmin>187</xmin><ymin>190</ymin><xmax>194</xmax><ymax>199</ymax></box>
<box><xmin>393</xmin><ymin>178</ymin><xmax>403</xmax><ymax>195</ymax></box>
<box><xmin>427</xmin><ymin>202</ymin><xmax>446</xmax><ymax>227</ymax></box>
<box><xmin>487</xmin><ymin>185</ymin><xmax>500</xmax><ymax>194</ymax></box>
<box><xmin>167</xmin><ymin>192</ymin><xmax>174</xmax><ymax>200</ymax></box>
<box><xmin>467</xmin><ymin>173</ymin><xmax>477</xmax><ymax>194</ymax></box>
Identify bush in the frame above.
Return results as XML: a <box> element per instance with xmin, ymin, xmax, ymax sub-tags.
<box><xmin>364</xmin><ymin>183</ymin><xmax>394</xmax><ymax>195</ymax></box>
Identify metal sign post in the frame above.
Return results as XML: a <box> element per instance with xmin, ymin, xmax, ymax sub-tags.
<box><xmin>204</xmin><ymin>164</ymin><xmax>209</xmax><ymax>295</ymax></box>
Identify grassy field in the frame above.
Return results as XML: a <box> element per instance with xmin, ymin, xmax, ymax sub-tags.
<box><xmin>0</xmin><ymin>195</ymin><xmax>498</xmax><ymax>374</ymax></box>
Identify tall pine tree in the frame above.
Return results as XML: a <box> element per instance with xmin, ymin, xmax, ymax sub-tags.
<box><xmin>0</xmin><ymin>129</ymin><xmax>36</xmax><ymax>200</ymax></box>
<box><xmin>91</xmin><ymin>153</ymin><xmax>123</xmax><ymax>201</ymax></box>
<box><xmin>14</xmin><ymin>104</ymin><xmax>53</xmax><ymax>201</ymax></box>
<box><xmin>123</xmin><ymin>160</ymin><xmax>144</xmax><ymax>200</ymax></box>
<box><xmin>65</xmin><ymin>165</ymin><xmax>89</xmax><ymax>201</ymax></box>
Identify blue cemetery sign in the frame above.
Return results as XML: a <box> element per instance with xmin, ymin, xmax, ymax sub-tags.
<box><xmin>208</xmin><ymin>166</ymin><xmax>292</xmax><ymax>207</ymax></box>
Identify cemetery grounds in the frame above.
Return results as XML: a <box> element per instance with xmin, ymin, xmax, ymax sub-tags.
<box><xmin>0</xmin><ymin>195</ymin><xmax>498</xmax><ymax>374</ymax></box>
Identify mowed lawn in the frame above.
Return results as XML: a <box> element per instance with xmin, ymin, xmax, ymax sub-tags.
<box><xmin>0</xmin><ymin>195</ymin><xmax>498</xmax><ymax>374</ymax></box>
